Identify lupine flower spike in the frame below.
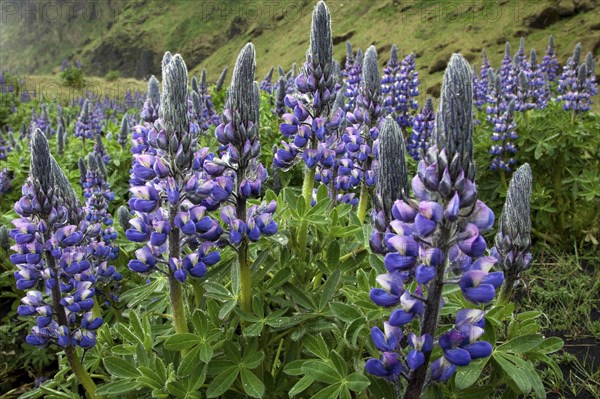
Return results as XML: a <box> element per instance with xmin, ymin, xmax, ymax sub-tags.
<box><xmin>127</xmin><ymin>53</ymin><xmax>222</xmax><ymax>334</ymax></box>
<box><xmin>11</xmin><ymin>129</ymin><xmax>98</xmax><ymax>397</ymax></box>
<box><xmin>408</xmin><ymin>97</ymin><xmax>434</xmax><ymax>161</ymax></box>
<box><xmin>215</xmin><ymin>43</ymin><xmax>277</xmax><ymax>313</ymax></box>
<box><xmin>494</xmin><ymin>163</ymin><xmax>532</xmax><ymax>302</ymax></box>
<box><xmin>367</xmin><ymin>55</ymin><xmax>501</xmax><ymax>398</ymax></box>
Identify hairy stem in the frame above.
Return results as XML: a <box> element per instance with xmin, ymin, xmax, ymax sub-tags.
<box><xmin>356</xmin><ymin>182</ymin><xmax>369</xmax><ymax>224</ymax></box>
<box><xmin>168</xmin><ymin>208</ymin><xmax>188</xmax><ymax>335</ymax></box>
<box><xmin>236</xmin><ymin>185</ymin><xmax>252</xmax><ymax>314</ymax></box>
<box><xmin>403</xmin><ymin>235</ymin><xmax>450</xmax><ymax>399</ymax></box>
<box><xmin>297</xmin><ymin>166</ymin><xmax>316</xmax><ymax>261</ymax></box>
<box><xmin>48</xmin><ymin>256</ymin><xmax>98</xmax><ymax>399</ymax></box>
<box><xmin>498</xmin><ymin>272</ymin><xmax>518</xmax><ymax>304</ymax></box>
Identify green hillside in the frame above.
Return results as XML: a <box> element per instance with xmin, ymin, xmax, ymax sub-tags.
<box><xmin>1</xmin><ymin>0</ymin><xmax>598</xmax><ymax>99</ymax></box>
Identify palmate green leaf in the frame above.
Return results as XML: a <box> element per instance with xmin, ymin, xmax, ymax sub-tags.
<box><xmin>164</xmin><ymin>333</ymin><xmax>201</xmax><ymax>351</ymax></box>
<box><xmin>330</xmin><ymin>350</ymin><xmax>348</xmax><ymax>376</ymax></box>
<box><xmin>198</xmin><ymin>342</ymin><xmax>214</xmax><ymax>363</ymax></box>
<box><xmin>178</xmin><ymin>344</ymin><xmax>201</xmax><ymax>377</ymax></box>
<box><xmin>345</xmin><ymin>372</ymin><xmax>370</xmax><ymax>392</ymax></box>
<box><xmin>284</xmin><ymin>360</ymin><xmax>306</xmax><ymax>376</ymax></box>
<box><xmin>329</xmin><ymin>302</ymin><xmax>363</xmax><ymax>323</ymax></box>
<box><xmin>522</xmin><ymin>357</ymin><xmax>546</xmax><ymax>399</ymax></box>
<box><xmin>240</xmin><ymin>367</ymin><xmax>265</xmax><ymax>398</ymax></box>
<box><xmin>325</xmin><ymin>241</ymin><xmax>340</xmax><ymax>271</ymax></box>
<box><xmin>301</xmin><ymin>360</ymin><xmax>341</xmax><ymax>384</ymax></box>
<box><xmin>138</xmin><ymin>366</ymin><xmax>164</xmax><ymax>389</ymax></box>
<box><xmin>103</xmin><ymin>356</ymin><xmax>141</xmax><ymax>378</ymax></box>
<box><xmin>454</xmin><ymin>357</ymin><xmax>488</xmax><ymax>390</ymax></box>
<box><xmin>243</xmin><ymin>350</ymin><xmax>265</xmax><ymax>369</ymax></box>
<box><xmin>206</xmin><ymin>366</ymin><xmax>239</xmax><ymax>398</ymax></box>
<box><xmin>310</xmin><ymin>383</ymin><xmax>342</xmax><ymax>399</ymax></box>
<box><xmin>289</xmin><ymin>375</ymin><xmax>315</xmax><ymax>397</ymax></box>
<box><xmin>219</xmin><ymin>300</ymin><xmax>237</xmax><ymax>319</ymax></box>
<box><xmin>536</xmin><ymin>336</ymin><xmax>564</xmax><ymax>354</ymax></box>
<box><xmin>496</xmin><ymin>334</ymin><xmax>543</xmax><ymax>353</ymax></box>
<box><xmin>303</xmin><ymin>334</ymin><xmax>330</xmax><ymax>360</ymax></box>
<box><xmin>492</xmin><ymin>352</ymin><xmax>532</xmax><ymax>395</ymax></box>
<box><xmin>95</xmin><ymin>379</ymin><xmax>139</xmax><ymax>396</ymax></box>
<box><xmin>318</xmin><ymin>269</ymin><xmax>340</xmax><ymax>310</ymax></box>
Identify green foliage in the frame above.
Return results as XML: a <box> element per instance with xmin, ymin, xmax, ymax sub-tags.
<box><xmin>105</xmin><ymin>70</ymin><xmax>121</xmax><ymax>82</ymax></box>
<box><xmin>475</xmin><ymin>102</ymin><xmax>600</xmax><ymax>252</ymax></box>
<box><xmin>60</xmin><ymin>67</ymin><xmax>85</xmax><ymax>89</ymax></box>
<box><xmin>0</xmin><ymin>71</ymin><xmax>598</xmax><ymax>399</ymax></box>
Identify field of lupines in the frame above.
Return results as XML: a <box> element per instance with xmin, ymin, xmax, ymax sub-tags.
<box><xmin>0</xmin><ymin>1</ymin><xmax>599</xmax><ymax>398</ymax></box>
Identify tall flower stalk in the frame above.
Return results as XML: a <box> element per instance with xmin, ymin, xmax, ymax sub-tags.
<box><xmin>348</xmin><ymin>45</ymin><xmax>383</xmax><ymax>223</ymax></box>
<box><xmin>366</xmin><ymin>55</ymin><xmax>502</xmax><ymax>399</ymax></box>
<box><xmin>214</xmin><ymin>43</ymin><xmax>277</xmax><ymax>314</ymax></box>
<box><xmin>126</xmin><ymin>53</ymin><xmax>222</xmax><ymax>335</ymax></box>
<box><xmin>274</xmin><ymin>1</ymin><xmax>342</xmax><ymax>259</ymax></box>
<box><xmin>11</xmin><ymin>130</ymin><xmax>99</xmax><ymax>398</ymax></box>
<box><xmin>494</xmin><ymin>163</ymin><xmax>533</xmax><ymax>303</ymax></box>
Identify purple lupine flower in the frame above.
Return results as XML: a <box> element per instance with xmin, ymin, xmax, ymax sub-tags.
<box><xmin>540</xmin><ymin>35</ymin><xmax>559</xmax><ymax>83</ymax></box>
<box><xmin>260</xmin><ymin>66</ymin><xmax>275</xmax><ymax>94</ymax></box>
<box><xmin>117</xmin><ymin>113</ymin><xmax>129</xmax><ymax>149</ymax></box>
<box><xmin>514</xmin><ymin>70</ymin><xmax>533</xmax><ymax>112</ymax></box>
<box><xmin>407</xmin><ymin>97</ymin><xmax>434</xmax><ymax>160</ymax></box>
<box><xmin>192</xmin><ymin>70</ymin><xmax>220</xmax><ymax>134</ymax></box>
<box><xmin>382</xmin><ymin>45</ymin><xmax>400</xmax><ymax>105</ymax></box>
<box><xmin>74</xmin><ymin>100</ymin><xmax>102</xmax><ymax>140</ymax></box>
<box><xmin>274</xmin><ymin>1</ymin><xmax>343</xmax><ymax>173</ymax></box>
<box><xmin>214</xmin><ymin>43</ymin><xmax>277</xmax><ymax>248</ymax></box>
<box><xmin>30</xmin><ymin>104</ymin><xmax>54</xmax><ymax>136</ymax></box>
<box><xmin>559</xmin><ymin>63</ymin><xmax>594</xmax><ymax>112</ymax></box>
<box><xmin>215</xmin><ymin>66</ymin><xmax>228</xmax><ymax>92</ymax></box>
<box><xmin>474</xmin><ymin>49</ymin><xmax>491</xmax><ymax>110</ymax></box>
<box><xmin>0</xmin><ymin>128</ymin><xmax>12</xmax><ymax>160</ymax></box>
<box><xmin>56</xmin><ymin>125</ymin><xmax>65</xmax><ymax>155</ymax></box>
<box><xmin>93</xmin><ymin>135</ymin><xmax>110</xmax><ymax>165</ymax></box>
<box><xmin>12</xmin><ymin>129</ymin><xmax>104</xmax><ymax>349</ymax></box>
<box><xmin>383</xmin><ymin>49</ymin><xmax>420</xmax><ymax>130</ymax></box>
<box><xmin>286</xmin><ymin>63</ymin><xmax>298</xmax><ymax>94</ymax></box>
<box><xmin>436</xmin><ymin>310</ymin><xmax>492</xmax><ymax>371</ymax></box>
<box><xmin>127</xmin><ymin>52</ymin><xmax>222</xmax><ymax>286</ymax></box>
<box><xmin>527</xmin><ymin>49</ymin><xmax>549</xmax><ymax>109</ymax></box>
<box><xmin>366</xmin><ymin>55</ymin><xmax>500</xmax><ymax>391</ymax></box>
<box><xmin>342</xmin><ymin>45</ymin><xmax>383</xmax><ymax>212</ymax></box>
<box><xmin>274</xmin><ymin>77</ymin><xmax>287</xmax><ymax>116</ymax></box>
<box><xmin>0</xmin><ymin>168</ymin><xmax>12</xmax><ymax>196</ymax></box>
<box><xmin>557</xmin><ymin>43</ymin><xmax>582</xmax><ymax>94</ymax></box>
<box><xmin>499</xmin><ymin>42</ymin><xmax>517</xmax><ymax>109</ymax></box>
<box><xmin>345</xmin><ymin>46</ymin><xmax>363</xmax><ymax>112</ymax></box>
<box><xmin>493</xmin><ymin>163</ymin><xmax>532</xmax><ymax>301</ymax></box>
<box><xmin>489</xmin><ymin>100</ymin><xmax>518</xmax><ymax>172</ymax></box>
<box><xmin>513</xmin><ymin>37</ymin><xmax>528</xmax><ymax>72</ymax></box>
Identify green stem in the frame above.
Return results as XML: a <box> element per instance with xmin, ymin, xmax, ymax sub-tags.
<box><xmin>498</xmin><ymin>272</ymin><xmax>518</xmax><ymax>305</ymax></box>
<box><xmin>48</xmin><ymin>256</ymin><xmax>98</xmax><ymax>399</ymax></box>
<box><xmin>235</xmin><ymin>184</ymin><xmax>252</xmax><ymax>315</ymax></box>
<box><xmin>239</xmin><ymin>240</ymin><xmax>252</xmax><ymax>314</ymax></box>
<box><xmin>192</xmin><ymin>281</ymin><xmax>205</xmax><ymax>309</ymax></box>
<box><xmin>168</xmin><ymin>209</ymin><xmax>188</xmax><ymax>335</ymax></box>
<box><xmin>499</xmin><ymin>169</ymin><xmax>508</xmax><ymax>190</ymax></box>
<box><xmin>356</xmin><ymin>182</ymin><xmax>369</xmax><ymax>224</ymax></box>
<box><xmin>339</xmin><ymin>246</ymin><xmax>367</xmax><ymax>262</ymax></box>
<box><xmin>271</xmin><ymin>339</ymin><xmax>285</xmax><ymax>376</ymax></box>
<box><xmin>297</xmin><ymin>166</ymin><xmax>315</xmax><ymax>261</ymax></box>
<box><xmin>403</xmin><ymin>232</ymin><xmax>450</xmax><ymax>399</ymax></box>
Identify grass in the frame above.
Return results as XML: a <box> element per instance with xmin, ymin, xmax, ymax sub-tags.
<box><xmin>518</xmin><ymin>246</ymin><xmax>600</xmax><ymax>398</ymax></box>
<box><xmin>2</xmin><ymin>1</ymin><xmax>598</xmax><ymax>113</ymax></box>
<box><xmin>16</xmin><ymin>75</ymin><xmax>148</xmax><ymax>103</ymax></box>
